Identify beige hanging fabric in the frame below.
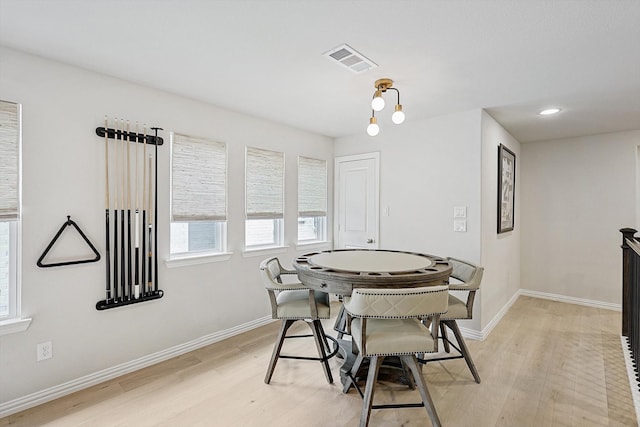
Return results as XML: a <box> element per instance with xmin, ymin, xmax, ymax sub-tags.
<box><xmin>298</xmin><ymin>156</ymin><xmax>327</xmax><ymax>217</ymax></box>
<box><xmin>171</xmin><ymin>133</ymin><xmax>227</xmax><ymax>222</ymax></box>
<box><xmin>0</xmin><ymin>100</ymin><xmax>20</xmax><ymax>221</ymax></box>
<box><xmin>246</xmin><ymin>147</ymin><xmax>284</xmax><ymax>220</ymax></box>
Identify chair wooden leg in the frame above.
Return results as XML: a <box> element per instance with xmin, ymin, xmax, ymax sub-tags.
<box><xmin>440</xmin><ymin>322</ymin><xmax>451</xmax><ymax>353</ymax></box>
<box><xmin>447</xmin><ymin>320</ymin><xmax>481</xmax><ymax>383</ymax></box>
<box><xmin>265</xmin><ymin>319</ymin><xmax>295</xmax><ymax>384</ymax></box>
<box><xmin>360</xmin><ymin>356</ymin><xmax>383</xmax><ymax>427</ymax></box>
<box><xmin>400</xmin><ymin>358</ymin><xmax>416</xmax><ymax>390</ymax></box>
<box><xmin>343</xmin><ymin>353</ymin><xmax>364</xmax><ymax>394</ymax></box>
<box><xmin>333</xmin><ymin>304</ymin><xmax>347</xmax><ymax>339</ymax></box>
<box><xmin>401</xmin><ymin>355</ymin><xmax>441</xmax><ymax>427</ymax></box>
<box><xmin>323</xmin><ymin>330</ymin><xmax>335</xmax><ymax>355</ymax></box>
<box><xmin>310</xmin><ymin>320</ymin><xmax>334</xmax><ymax>384</ymax></box>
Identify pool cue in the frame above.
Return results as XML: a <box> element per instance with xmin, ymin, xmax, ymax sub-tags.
<box><xmin>126</xmin><ymin>121</ymin><xmax>133</xmax><ymax>300</ymax></box>
<box><xmin>141</xmin><ymin>125</ymin><xmax>147</xmax><ymax>296</ymax></box>
<box><xmin>104</xmin><ymin>116</ymin><xmax>111</xmax><ymax>303</ymax></box>
<box><xmin>113</xmin><ymin>118</ymin><xmax>119</xmax><ymax>302</ymax></box>
<box><xmin>134</xmin><ymin>122</ymin><xmax>140</xmax><ymax>299</ymax></box>
<box><xmin>152</xmin><ymin>127</ymin><xmax>162</xmax><ymax>292</ymax></box>
<box><xmin>120</xmin><ymin>119</ymin><xmax>126</xmax><ymax>300</ymax></box>
<box><xmin>147</xmin><ymin>154</ymin><xmax>153</xmax><ymax>294</ymax></box>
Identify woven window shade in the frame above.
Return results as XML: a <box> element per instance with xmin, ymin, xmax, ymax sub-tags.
<box><xmin>298</xmin><ymin>156</ymin><xmax>327</xmax><ymax>217</ymax></box>
<box><xmin>246</xmin><ymin>147</ymin><xmax>284</xmax><ymax>219</ymax></box>
<box><xmin>172</xmin><ymin>133</ymin><xmax>226</xmax><ymax>221</ymax></box>
<box><xmin>0</xmin><ymin>100</ymin><xmax>19</xmax><ymax>221</ymax></box>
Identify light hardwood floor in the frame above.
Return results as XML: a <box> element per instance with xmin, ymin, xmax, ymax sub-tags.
<box><xmin>1</xmin><ymin>296</ymin><xmax>636</xmax><ymax>426</ymax></box>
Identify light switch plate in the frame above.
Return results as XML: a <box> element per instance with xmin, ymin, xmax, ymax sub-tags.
<box><xmin>453</xmin><ymin>220</ymin><xmax>467</xmax><ymax>232</ymax></box>
<box><xmin>453</xmin><ymin>206</ymin><xmax>467</xmax><ymax>218</ymax></box>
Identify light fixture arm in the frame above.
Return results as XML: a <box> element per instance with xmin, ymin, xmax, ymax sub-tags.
<box><xmin>387</xmin><ymin>87</ymin><xmax>400</xmax><ymax>104</ymax></box>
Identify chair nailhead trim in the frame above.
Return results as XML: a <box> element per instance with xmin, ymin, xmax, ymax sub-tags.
<box><xmin>354</xmin><ymin>288</ymin><xmax>447</xmax><ymax>296</ymax></box>
<box><xmin>364</xmin><ymin>350</ymin><xmax>438</xmax><ymax>357</ymax></box>
<box><xmin>279</xmin><ymin>316</ymin><xmax>331</xmax><ymax>320</ymax></box>
<box><xmin>346</xmin><ymin>310</ymin><xmax>449</xmax><ymax>319</ymax></box>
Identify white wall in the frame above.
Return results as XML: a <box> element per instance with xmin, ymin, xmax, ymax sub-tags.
<box><xmin>520</xmin><ymin>130</ymin><xmax>640</xmax><ymax>304</ymax></box>
<box><xmin>0</xmin><ymin>47</ymin><xmax>333</xmax><ymax>405</ymax></box>
<box><xmin>335</xmin><ymin>110</ymin><xmax>484</xmax><ymax>329</ymax></box>
<box><xmin>480</xmin><ymin>111</ymin><xmax>521</xmax><ymax>330</ymax></box>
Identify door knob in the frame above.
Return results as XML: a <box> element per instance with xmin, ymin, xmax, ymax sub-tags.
<box><xmin>367</xmin><ymin>238</ymin><xmax>374</xmax><ymax>244</ymax></box>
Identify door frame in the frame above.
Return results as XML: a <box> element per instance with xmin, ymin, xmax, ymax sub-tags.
<box><xmin>334</xmin><ymin>152</ymin><xmax>380</xmax><ymax>249</ymax></box>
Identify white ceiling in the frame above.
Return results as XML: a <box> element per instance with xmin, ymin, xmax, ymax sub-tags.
<box><xmin>1</xmin><ymin>0</ymin><xmax>639</xmax><ymax>142</ymax></box>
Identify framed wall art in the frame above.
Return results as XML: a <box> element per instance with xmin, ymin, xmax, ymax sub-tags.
<box><xmin>497</xmin><ymin>144</ymin><xmax>516</xmax><ymax>233</ymax></box>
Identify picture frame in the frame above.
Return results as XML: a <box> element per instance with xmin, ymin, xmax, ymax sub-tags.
<box><xmin>497</xmin><ymin>144</ymin><xmax>516</xmax><ymax>233</ymax></box>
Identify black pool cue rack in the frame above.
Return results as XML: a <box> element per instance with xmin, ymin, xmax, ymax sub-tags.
<box><xmin>95</xmin><ymin>120</ymin><xmax>164</xmax><ymax>311</ymax></box>
<box><xmin>95</xmin><ymin>126</ymin><xmax>164</xmax><ymax>146</ymax></box>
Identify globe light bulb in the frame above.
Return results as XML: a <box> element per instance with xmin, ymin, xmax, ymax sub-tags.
<box><xmin>392</xmin><ymin>104</ymin><xmax>405</xmax><ymax>124</ymax></box>
<box><xmin>367</xmin><ymin>117</ymin><xmax>379</xmax><ymax>136</ymax></box>
<box><xmin>371</xmin><ymin>90</ymin><xmax>385</xmax><ymax>111</ymax></box>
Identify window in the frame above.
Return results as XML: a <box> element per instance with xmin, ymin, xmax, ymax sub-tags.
<box><xmin>170</xmin><ymin>133</ymin><xmax>227</xmax><ymax>256</ymax></box>
<box><xmin>0</xmin><ymin>100</ymin><xmax>20</xmax><ymax>321</ymax></box>
<box><xmin>298</xmin><ymin>156</ymin><xmax>327</xmax><ymax>243</ymax></box>
<box><xmin>245</xmin><ymin>147</ymin><xmax>284</xmax><ymax>249</ymax></box>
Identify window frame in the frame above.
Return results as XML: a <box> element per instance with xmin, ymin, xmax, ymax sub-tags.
<box><xmin>169</xmin><ymin>220</ymin><xmax>227</xmax><ymax>257</ymax></box>
<box><xmin>245</xmin><ymin>218</ymin><xmax>284</xmax><ymax>250</ymax></box>
<box><xmin>0</xmin><ymin>220</ymin><xmax>18</xmax><ymax>321</ymax></box>
<box><xmin>0</xmin><ymin>100</ymin><xmax>29</xmax><ymax>335</ymax></box>
<box><xmin>169</xmin><ymin>132</ymin><xmax>228</xmax><ymax>260</ymax></box>
<box><xmin>297</xmin><ymin>215</ymin><xmax>327</xmax><ymax>244</ymax></box>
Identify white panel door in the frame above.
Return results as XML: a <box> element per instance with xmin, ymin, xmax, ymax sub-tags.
<box><xmin>335</xmin><ymin>153</ymin><xmax>379</xmax><ymax>249</ymax></box>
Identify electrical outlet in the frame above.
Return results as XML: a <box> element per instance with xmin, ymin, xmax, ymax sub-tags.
<box><xmin>37</xmin><ymin>341</ymin><xmax>52</xmax><ymax>361</ymax></box>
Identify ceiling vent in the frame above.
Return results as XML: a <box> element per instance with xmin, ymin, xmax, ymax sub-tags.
<box><xmin>323</xmin><ymin>43</ymin><xmax>378</xmax><ymax>73</ymax></box>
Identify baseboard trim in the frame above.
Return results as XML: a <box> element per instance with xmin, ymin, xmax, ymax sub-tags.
<box><xmin>519</xmin><ymin>289</ymin><xmax>621</xmax><ymax>311</ymax></box>
<box><xmin>0</xmin><ymin>315</ymin><xmax>274</xmax><ymax>418</ymax></box>
<box><xmin>459</xmin><ymin>289</ymin><xmax>520</xmax><ymax>341</ymax></box>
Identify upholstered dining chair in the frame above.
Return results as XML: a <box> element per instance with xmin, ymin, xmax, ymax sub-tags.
<box><xmin>424</xmin><ymin>257</ymin><xmax>484</xmax><ymax>384</ymax></box>
<box><xmin>342</xmin><ymin>286</ymin><xmax>449</xmax><ymax>427</ymax></box>
<box><xmin>259</xmin><ymin>257</ymin><xmax>338</xmax><ymax>384</ymax></box>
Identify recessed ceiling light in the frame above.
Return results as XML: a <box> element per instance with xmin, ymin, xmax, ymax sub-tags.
<box><xmin>539</xmin><ymin>108</ymin><xmax>561</xmax><ymax>116</ymax></box>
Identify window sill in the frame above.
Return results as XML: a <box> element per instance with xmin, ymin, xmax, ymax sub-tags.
<box><xmin>242</xmin><ymin>246</ymin><xmax>289</xmax><ymax>258</ymax></box>
<box><xmin>295</xmin><ymin>241</ymin><xmax>332</xmax><ymax>251</ymax></box>
<box><xmin>166</xmin><ymin>252</ymin><xmax>233</xmax><ymax>268</ymax></box>
<box><xmin>0</xmin><ymin>317</ymin><xmax>32</xmax><ymax>336</ymax></box>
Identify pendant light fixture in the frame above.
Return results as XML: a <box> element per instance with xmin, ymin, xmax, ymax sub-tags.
<box><xmin>367</xmin><ymin>78</ymin><xmax>405</xmax><ymax>136</ymax></box>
